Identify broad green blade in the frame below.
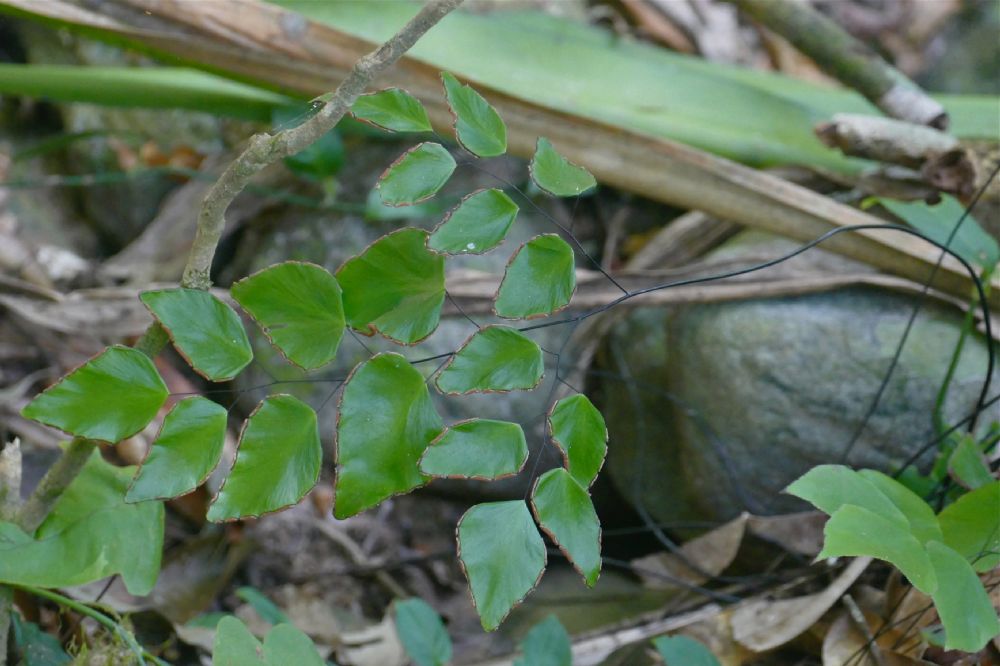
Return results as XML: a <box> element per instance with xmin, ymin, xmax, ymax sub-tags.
<box><xmin>232</xmin><ymin>261</ymin><xmax>346</xmax><ymax>370</ymax></box>
<box><xmin>878</xmin><ymin>196</ymin><xmax>999</xmax><ymax>270</ymax></box>
<box><xmin>530</xmin><ymin>468</ymin><xmax>601</xmax><ymax>587</ymax></box>
<box><xmin>946</xmin><ymin>436</ymin><xmax>994</xmax><ymax>490</ymax></box>
<box><xmin>351</xmin><ymin>88</ymin><xmax>432</xmax><ymax>132</ymax></box>
<box><xmin>0</xmin><ymin>451</ymin><xmax>164</xmax><ymax>595</ymax></box>
<box><xmin>334</xmin><ymin>353</ymin><xmax>443</xmax><ymax>518</ymax></box>
<box><xmin>376</xmin><ymin>142</ymin><xmax>456</xmax><ymax>206</ymax></box>
<box><xmin>427</xmin><ymin>188</ymin><xmax>519</xmax><ymax>255</ymax></box>
<box><xmin>441</xmin><ymin>71</ymin><xmax>507</xmax><ymax>157</ymax></box>
<box><xmin>21</xmin><ymin>345</ymin><xmax>167</xmax><ymax>443</ymax></box>
<box><xmin>141</xmin><ymin>288</ymin><xmax>253</xmax><ymax>382</ymax></box>
<box><xmin>126</xmin><ymin>396</ymin><xmax>227</xmax><ymax>503</ymax></box>
<box><xmin>494</xmin><ymin>234</ymin><xmax>576</xmax><ymax>319</ymax></box>
<box><xmin>819</xmin><ymin>504</ymin><xmax>936</xmax><ymax>594</ymax></box>
<box><xmin>419</xmin><ymin>419</ymin><xmax>528</xmax><ymax>480</ymax></box>
<box><xmin>457</xmin><ymin>500</ymin><xmax>546</xmax><ymax>631</ymax></box>
<box><xmin>785</xmin><ymin>464</ymin><xmax>909</xmax><ymax>527</ymax></box>
<box><xmin>547</xmin><ymin>394</ymin><xmax>607</xmax><ymax>489</ymax></box>
<box><xmin>529</xmin><ymin>137</ymin><xmax>596</xmax><ymax>197</ymax></box>
<box><xmin>652</xmin><ymin>635</ymin><xmax>721</xmax><ymax>666</ymax></box>
<box><xmin>858</xmin><ymin>469</ymin><xmax>943</xmax><ymax>544</ymax></box>
<box><xmin>514</xmin><ymin>616</ymin><xmax>571</xmax><ymax>666</ymax></box>
<box><xmin>938</xmin><ymin>481</ymin><xmax>1000</xmax><ymax>572</ymax></box>
<box><xmin>336</xmin><ymin>228</ymin><xmax>445</xmax><ymax>344</ymax></box>
<box><xmin>393</xmin><ymin>598</ymin><xmax>452</xmax><ymax>666</ymax></box>
<box><xmin>207</xmin><ymin>395</ymin><xmax>321</xmax><ymax>522</ymax></box>
<box><xmin>925</xmin><ymin>541</ymin><xmax>1000</xmax><ymax>652</ymax></box>
<box><xmin>435</xmin><ymin>325</ymin><xmax>543</xmax><ymax>394</ymax></box>
<box><xmin>261</xmin><ymin>624</ymin><xmax>325</xmax><ymax>666</ymax></box>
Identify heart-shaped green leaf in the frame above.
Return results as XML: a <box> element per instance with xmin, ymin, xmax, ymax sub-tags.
<box><xmin>514</xmin><ymin>616</ymin><xmax>571</xmax><ymax>666</ymax></box>
<box><xmin>457</xmin><ymin>500</ymin><xmax>546</xmax><ymax>631</ymax></box>
<box><xmin>785</xmin><ymin>465</ymin><xmax>908</xmax><ymax>527</ymax></box>
<box><xmin>393</xmin><ymin>598</ymin><xmax>452</xmax><ymax>666</ymax></box>
<box><xmin>334</xmin><ymin>353</ymin><xmax>443</xmax><ymax>519</ymax></box>
<box><xmin>819</xmin><ymin>504</ymin><xmax>936</xmax><ymax>594</ymax></box>
<box><xmin>126</xmin><ymin>397</ymin><xmax>227</xmax><ymax>503</ymax></box>
<box><xmin>441</xmin><ymin>72</ymin><xmax>506</xmax><ymax>157</ymax></box>
<box><xmin>938</xmin><ymin>481</ymin><xmax>1000</xmax><ymax>572</ymax></box>
<box><xmin>494</xmin><ymin>234</ymin><xmax>576</xmax><ymax>319</ymax></box>
<box><xmin>548</xmin><ymin>394</ymin><xmax>607</xmax><ymax>488</ymax></box>
<box><xmin>141</xmin><ymin>288</ymin><xmax>253</xmax><ymax>381</ymax></box>
<box><xmin>925</xmin><ymin>540</ymin><xmax>1000</xmax><ymax>652</ymax></box>
<box><xmin>212</xmin><ymin>616</ymin><xmax>324</xmax><ymax>666</ymax></box>
<box><xmin>232</xmin><ymin>261</ymin><xmax>345</xmax><ymax>370</ymax></box>
<box><xmin>21</xmin><ymin>345</ymin><xmax>167</xmax><ymax>443</ymax></box>
<box><xmin>420</xmin><ymin>419</ymin><xmax>528</xmax><ymax>480</ymax></box>
<box><xmin>0</xmin><ymin>451</ymin><xmax>163</xmax><ymax>595</ymax></box>
<box><xmin>350</xmin><ymin>88</ymin><xmax>432</xmax><ymax>133</ymax></box>
<box><xmin>207</xmin><ymin>395</ymin><xmax>321</xmax><ymax>522</ymax></box>
<box><xmin>376</xmin><ymin>142</ymin><xmax>455</xmax><ymax>206</ymax></box>
<box><xmin>530</xmin><ymin>468</ymin><xmax>601</xmax><ymax>587</ymax></box>
<box><xmin>337</xmin><ymin>228</ymin><xmax>445</xmax><ymax>344</ymax></box>
<box><xmin>529</xmin><ymin>137</ymin><xmax>596</xmax><ymax>197</ymax></box>
<box><xmin>427</xmin><ymin>188</ymin><xmax>519</xmax><ymax>255</ymax></box>
<box><xmin>857</xmin><ymin>469</ymin><xmax>943</xmax><ymax>544</ymax></box>
<box><xmin>435</xmin><ymin>325</ymin><xmax>543</xmax><ymax>394</ymax></box>
<box><xmin>652</xmin><ymin>636</ymin><xmax>721</xmax><ymax>666</ymax></box>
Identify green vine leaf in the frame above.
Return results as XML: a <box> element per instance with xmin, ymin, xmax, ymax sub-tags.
<box><xmin>419</xmin><ymin>419</ymin><xmax>528</xmax><ymax>480</ymax></box>
<box><xmin>441</xmin><ymin>71</ymin><xmax>506</xmax><ymax>157</ymax></box>
<box><xmin>207</xmin><ymin>395</ymin><xmax>321</xmax><ymax>522</ymax></box>
<box><xmin>925</xmin><ymin>540</ymin><xmax>1000</xmax><ymax>652</ymax></box>
<box><xmin>126</xmin><ymin>396</ymin><xmax>227</xmax><ymax>503</ymax></box>
<box><xmin>819</xmin><ymin>504</ymin><xmax>937</xmax><ymax>594</ymax></box>
<box><xmin>435</xmin><ymin>325</ymin><xmax>543</xmax><ymax>394</ymax></box>
<box><xmin>376</xmin><ymin>142</ymin><xmax>455</xmax><ymax>206</ymax></box>
<box><xmin>494</xmin><ymin>234</ymin><xmax>576</xmax><ymax>319</ymax></box>
<box><xmin>141</xmin><ymin>288</ymin><xmax>253</xmax><ymax>381</ymax></box>
<box><xmin>393</xmin><ymin>598</ymin><xmax>452</xmax><ymax>666</ymax></box>
<box><xmin>232</xmin><ymin>261</ymin><xmax>345</xmax><ymax>370</ymax></box>
<box><xmin>514</xmin><ymin>616</ymin><xmax>571</xmax><ymax>666</ymax></box>
<box><xmin>457</xmin><ymin>500</ymin><xmax>546</xmax><ymax>631</ymax></box>
<box><xmin>547</xmin><ymin>394</ymin><xmax>607</xmax><ymax>489</ymax></box>
<box><xmin>334</xmin><ymin>353</ymin><xmax>443</xmax><ymax>519</ymax></box>
<box><xmin>529</xmin><ymin>137</ymin><xmax>596</xmax><ymax>197</ymax></box>
<box><xmin>938</xmin><ymin>481</ymin><xmax>1000</xmax><ymax>572</ymax></box>
<box><xmin>530</xmin><ymin>468</ymin><xmax>601</xmax><ymax>587</ymax></box>
<box><xmin>652</xmin><ymin>635</ymin><xmax>721</xmax><ymax>666</ymax></box>
<box><xmin>212</xmin><ymin>616</ymin><xmax>325</xmax><ymax>666</ymax></box>
<box><xmin>427</xmin><ymin>188</ymin><xmax>519</xmax><ymax>255</ymax></box>
<box><xmin>0</xmin><ymin>451</ymin><xmax>164</xmax><ymax>595</ymax></box>
<box><xmin>350</xmin><ymin>88</ymin><xmax>432</xmax><ymax>133</ymax></box>
<box><xmin>336</xmin><ymin>228</ymin><xmax>445</xmax><ymax>344</ymax></box>
<box><xmin>21</xmin><ymin>345</ymin><xmax>167</xmax><ymax>443</ymax></box>
<box><xmin>857</xmin><ymin>469</ymin><xmax>943</xmax><ymax>544</ymax></box>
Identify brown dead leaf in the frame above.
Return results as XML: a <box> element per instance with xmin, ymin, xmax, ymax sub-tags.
<box><xmin>823</xmin><ymin>610</ymin><xmax>931</xmax><ymax>666</ymax></box>
<box><xmin>747</xmin><ymin>511</ymin><xmax>827</xmax><ymax>557</ymax></box>
<box><xmin>632</xmin><ymin>513</ymin><xmax>747</xmax><ymax>588</ymax></box>
<box><xmin>732</xmin><ymin>557</ymin><xmax>871</xmax><ymax>652</ymax></box>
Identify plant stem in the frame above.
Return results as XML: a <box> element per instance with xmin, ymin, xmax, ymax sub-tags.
<box><xmin>725</xmin><ymin>0</ymin><xmax>947</xmax><ymax>128</ymax></box>
<box><xmin>12</xmin><ymin>437</ymin><xmax>96</xmax><ymax>534</ymax></box>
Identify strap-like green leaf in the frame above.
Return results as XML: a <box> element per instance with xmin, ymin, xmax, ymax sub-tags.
<box><xmin>785</xmin><ymin>465</ymin><xmax>908</xmax><ymax>527</ymax></box>
<box><xmin>393</xmin><ymin>598</ymin><xmax>453</xmax><ymax>666</ymax></box>
<box><xmin>232</xmin><ymin>261</ymin><xmax>345</xmax><ymax>370</ymax></box>
<box><xmin>946</xmin><ymin>435</ymin><xmax>994</xmax><ymax>490</ymax></box>
<box><xmin>494</xmin><ymin>234</ymin><xmax>575</xmax><ymax>319</ymax></box>
<box><xmin>819</xmin><ymin>504</ymin><xmax>936</xmax><ymax>594</ymax></box>
<box><xmin>458</xmin><ymin>500</ymin><xmax>546</xmax><ymax>631</ymax></box>
<box><xmin>126</xmin><ymin>396</ymin><xmax>227</xmax><ymax>503</ymax></box>
<box><xmin>514</xmin><ymin>615</ymin><xmax>571</xmax><ymax>666</ymax></box>
<box><xmin>420</xmin><ymin>419</ymin><xmax>528</xmax><ymax>480</ymax></box>
<box><xmin>337</xmin><ymin>228</ymin><xmax>445</xmax><ymax>344</ymax></box>
<box><xmin>925</xmin><ymin>540</ymin><xmax>1000</xmax><ymax>652</ymax></box>
<box><xmin>0</xmin><ymin>451</ymin><xmax>164</xmax><ymax>596</ymax></box>
<box><xmin>436</xmin><ymin>325</ymin><xmax>543</xmax><ymax>394</ymax></box>
<box><xmin>207</xmin><ymin>395</ymin><xmax>321</xmax><ymax>522</ymax></box>
<box><xmin>21</xmin><ymin>345</ymin><xmax>167</xmax><ymax>443</ymax></box>
<box><xmin>530</xmin><ymin>468</ymin><xmax>601</xmax><ymax>587</ymax></box>
<box><xmin>547</xmin><ymin>394</ymin><xmax>607</xmax><ymax>488</ymax></box>
<box><xmin>529</xmin><ymin>137</ymin><xmax>596</xmax><ymax>197</ymax></box>
<box><xmin>652</xmin><ymin>635</ymin><xmax>721</xmax><ymax>666</ymax></box>
<box><xmin>858</xmin><ymin>469</ymin><xmax>943</xmax><ymax>544</ymax></box>
<box><xmin>938</xmin><ymin>481</ymin><xmax>1000</xmax><ymax>572</ymax></box>
<box><xmin>334</xmin><ymin>353</ymin><xmax>443</xmax><ymax>519</ymax></box>
<box><xmin>427</xmin><ymin>188</ymin><xmax>519</xmax><ymax>255</ymax></box>
<box><xmin>376</xmin><ymin>142</ymin><xmax>455</xmax><ymax>206</ymax></box>
<box><xmin>141</xmin><ymin>288</ymin><xmax>253</xmax><ymax>381</ymax></box>
<box><xmin>350</xmin><ymin>88</ymin><xmax>432</xmax><ymax>133</ymax></box>
<box><xmin>441</xmin><ymin>71</ymin><xmax>507</xmax><ymax>157</ymax></box>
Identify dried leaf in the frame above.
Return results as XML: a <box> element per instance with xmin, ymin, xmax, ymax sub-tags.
<box><xmin>632</xmin><ymin>514</ymin><xmax>747</xmax><ymax>588</ymax></box>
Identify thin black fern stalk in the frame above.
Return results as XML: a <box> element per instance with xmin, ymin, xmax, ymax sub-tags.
<box><xmin>894</xmin><ymin>391</ymin><xmax>1000</xmax><ymax>476</ymax></box>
